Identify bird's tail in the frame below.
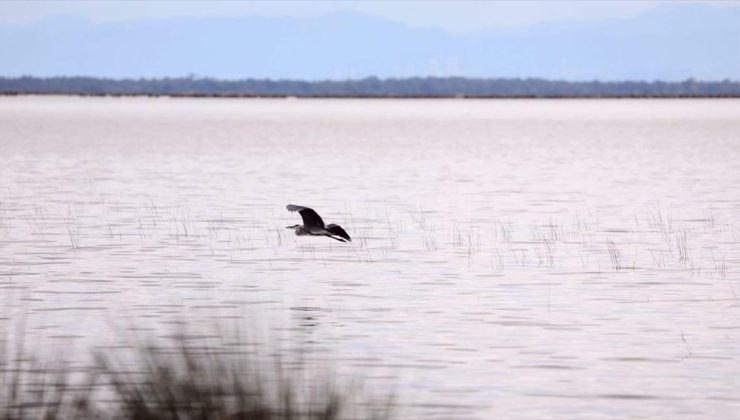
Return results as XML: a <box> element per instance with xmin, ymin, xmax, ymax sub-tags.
<box><xmin>326</xmin><ymin>224</ymin><xmax>351</xmax><ymax>242</ymax></box>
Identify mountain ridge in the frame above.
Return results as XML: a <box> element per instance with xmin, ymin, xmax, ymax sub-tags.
<box><xmin>1</xmin><ymin>5</ymin><xmax>738</xmax><ymax>81</ymax></box>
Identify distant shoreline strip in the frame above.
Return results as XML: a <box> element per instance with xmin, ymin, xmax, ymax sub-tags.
<box><xmin>3</xmin><ymin>92</ymin><xmax>740</xmax><ymax>99</ymax></box>
<box><xmin>2</xmin><ymin>76</ymin><xmax>739</xmax><ymax>98</ymax></box>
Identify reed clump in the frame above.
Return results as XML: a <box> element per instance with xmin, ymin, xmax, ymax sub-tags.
<box><xmin>606</xmin><ymin>238</ymin><xmax>624</xmax><ymax>271</ymax></box>
<box><xmin>1</xmin><ymin>331</ymin><xmax>394</xmax><ymax>420</ymax></box>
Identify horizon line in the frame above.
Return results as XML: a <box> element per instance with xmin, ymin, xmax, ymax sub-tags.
<box><xmin>3</xmin><ymin>75</ymin><xmax>740</xmax><ymax>84</ymax></box>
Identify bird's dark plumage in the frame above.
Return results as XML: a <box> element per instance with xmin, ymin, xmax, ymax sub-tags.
<box><xmin>286</xmin><ymin>204</ymin><xmax>351</xmax><ymax>242</ymax></box>
<box><xmin>286</xmin><ymin>204</ymin><xmax>325</xmax><ymax>229</ymax></box>
<box><xmin>326</xmin><ymin>224</ymin><xmax>351</xmax><ymax>242</ymax></box>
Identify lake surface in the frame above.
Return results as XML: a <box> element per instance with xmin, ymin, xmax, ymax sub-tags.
<box><xmin>2</xmin><ymin>96</ymin><xmax>740</xmax><ymax>419</ymax></box>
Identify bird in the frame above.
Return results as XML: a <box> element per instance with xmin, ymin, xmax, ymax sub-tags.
<box><xmin>285</xmin><ymin>204</ymin><xmax>351</xmax><ymax>243</ymax></box>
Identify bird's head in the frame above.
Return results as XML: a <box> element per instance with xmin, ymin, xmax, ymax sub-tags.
<box><xmin>285</xmin><ymin>224</ymin><xmax>300</xmax><ymax>230</ymax></box>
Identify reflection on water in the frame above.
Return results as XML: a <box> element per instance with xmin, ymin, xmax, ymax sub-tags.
<box><xmin>1</xmin><ymin>96</ymin><xmax>740</xmax><ymax>419</ymax></box>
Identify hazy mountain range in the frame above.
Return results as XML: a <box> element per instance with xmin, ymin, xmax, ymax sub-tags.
<box><xmin>1</xmin><ymin>4</ymin><xmax>738</xmax><ymax>81</ymax></box>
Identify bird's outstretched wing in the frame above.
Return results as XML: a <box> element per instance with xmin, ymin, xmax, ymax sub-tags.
<box><xmin>286</xmin><ymin>204</ymin><xmax>325</xmax><ymax>229</ymax></box>
<box><xmin>326</xmin><ymin>224</ymin><xmax>351</xmax><ymax>242</ymax></box>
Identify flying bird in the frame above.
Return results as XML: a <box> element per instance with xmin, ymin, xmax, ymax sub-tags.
<box><xmin>286</xmin><ymin>204</ymin><xmax>351</xmax><ymax>243</ymax></box>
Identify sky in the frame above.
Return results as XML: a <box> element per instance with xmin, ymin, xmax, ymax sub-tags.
<box><xmin>1</xmin><ymin>0</ymin><xmax>737</xmax><ymax>34</ymax></box>
<box><xmin>1</xmin><ymin>0</ymin><xmax>738</xmax><ymax>80</ymax></box>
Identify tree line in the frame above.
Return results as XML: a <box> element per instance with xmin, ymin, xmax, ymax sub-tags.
<box><xmin>1</xmin><ymin>76</ymin><xmax>739</xmax><ymax>97</ymax></box>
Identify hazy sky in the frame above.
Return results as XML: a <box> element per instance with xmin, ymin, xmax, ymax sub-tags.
<box><xmin>2</xmin><ymin>0</ymin><xmax>737</xmax><ymax>33</ymax></box>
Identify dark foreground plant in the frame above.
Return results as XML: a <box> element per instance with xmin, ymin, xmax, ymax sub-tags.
<box><xmin>2</xmin><ymin>330</ymin><xmax>394</xmax><ymax>420</ymax></box>
<box><xmin>1</xmin><ymin>318</ymin><xmax>96</xmax><ymax>420</ymax></box>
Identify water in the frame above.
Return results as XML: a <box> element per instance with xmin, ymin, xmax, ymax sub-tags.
<box><xmin>2</xmin><ymin>96</ymin><xmax>740</xmax><ymax>418</ymax></box>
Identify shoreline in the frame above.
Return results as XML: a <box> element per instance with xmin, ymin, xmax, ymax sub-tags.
<box><xmin>3</xmin><ymin>91</ymin><xmax>740</xmax><ymax>99</ymax></box>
